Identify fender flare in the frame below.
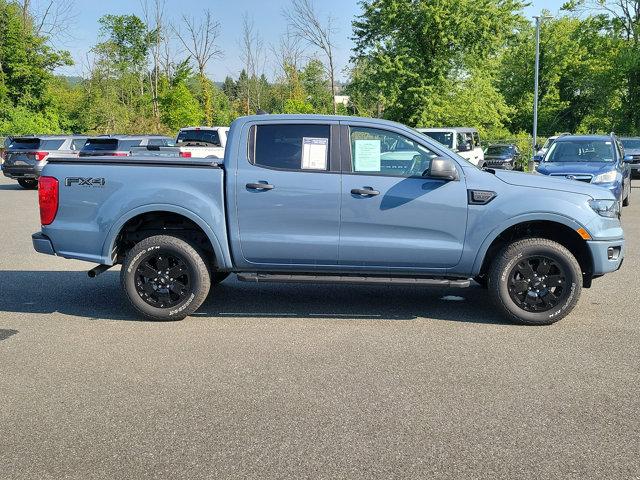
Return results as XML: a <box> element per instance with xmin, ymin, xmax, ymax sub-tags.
<box><xmin>470</xmin><ymin>212</ymin><xmax>590</xmax><ymax>276</ymax></box>
<box><xmin>101</xmin><ymin>204</ymin><xmax>231</xmax><ymax>269</ymax></box>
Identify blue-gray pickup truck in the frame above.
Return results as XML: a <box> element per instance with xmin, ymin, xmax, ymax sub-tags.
<box><xmin>32</xmin><ymin>115</ymin><xmax>625</xmax><ymax>325</ymax></box>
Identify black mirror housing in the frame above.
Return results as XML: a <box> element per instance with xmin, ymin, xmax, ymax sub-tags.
<box><xmin>425</xmin><ymin>157</ymin><xmax>459</xmax><ymax>181</ymax></box>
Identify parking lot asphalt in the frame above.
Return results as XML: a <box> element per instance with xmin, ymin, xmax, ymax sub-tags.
<box><xmin>0</xmin><ymin>174</ymin><xmax>639</xmax><ymax>480</ymax></box>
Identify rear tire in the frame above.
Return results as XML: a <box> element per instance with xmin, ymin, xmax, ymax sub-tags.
<box><xmin>488</xmin><ymin>238</ymin><xmax>582</xmax><ymax>325</ymax></box>
<box><xmin>18</xmin><ymin>179</ymin><xmax>37</xmax><ymax>190</ymax></box>
<box><xmin>121</xmin><ymin>235</ymin><xmax>211</xmax><ymax>321</ymax></box>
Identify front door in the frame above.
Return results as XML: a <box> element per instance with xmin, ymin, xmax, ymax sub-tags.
<box><xmin>339</xmin><ymin>124</ymin><xmax>468</xmax><ymax>271</ymax></box>
<box><xmin>235</xmin><ymin>122</ymin><xmax>341</xmax><ymax>267</ymax></box>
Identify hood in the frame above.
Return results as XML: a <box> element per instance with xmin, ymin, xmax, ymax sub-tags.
<box><xmin>624</xmin><ymin>148</ymin><xmax>640</xmax><ymax>156</ymax></box>
<box><xmin>492</xmin><ymin>169</ymin><xmax>615</xmax><ymax>199</ymax></box>
<box><xmin>536</xmin><ymin>161</ymin><xmax>615</xmax><ymax>176</ymax></box>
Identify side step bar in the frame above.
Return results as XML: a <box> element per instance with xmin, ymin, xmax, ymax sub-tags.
<box><xmin>237</xmin><ymin>273</ymin><xmax>471</xmax><ymax>288</ymax></box>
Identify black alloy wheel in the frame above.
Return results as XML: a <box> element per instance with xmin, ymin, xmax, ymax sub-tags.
<box><xmin>507</xmin><ymin>256</ymin><xmax>567</xmax><ymax>313</ymax></box>
<box><xmin>134</xmin><ymin>252</ymin><xmax>192</xmax><ymax>308</ymax></box>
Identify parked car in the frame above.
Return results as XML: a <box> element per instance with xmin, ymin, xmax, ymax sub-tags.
<box><xmin>536</xmin><ymin>134</ymin><xmax>631</xmax><ymax>207</ymax></box>
<box><xmin>129</xmin><ymin>126</ymin><xmax>231</xmax><ymax>159</ymax></box>
<box><xmin>417</xmin><ymin>127</ymin><xmax>485</xmax><ymax>167</ymax></box>
<box><xmin>175</xmin><ymin>126</ymin><xmax>229</xmax><ymax>158</ymax></box>
<box><xmin>620</xmin><ymin>137</ymin><xmax>640</xmax><ymax>178</ymax></box>
<box><xmin>534</xmin><ymin>133</ymin><xmax>570</xmax><ymax>163</ymax></box>
<box><xmin>32</xmin><ymin>115</ymin><xmax>624</xmax><ymax>325</ymax></box>
<box><xmin>484</xmin><ymin>144</ymin><xmax>520</xmax><ymax>170</ymax></box>
<box><xmin>79</xmin><ymin>135</ymin><xmax>172</xmax><ymax>157</ymax></box>
<box><xmin>2</xmin><ymin>135</ymin><xmax>87</xmax><ymax>189</ymax></box>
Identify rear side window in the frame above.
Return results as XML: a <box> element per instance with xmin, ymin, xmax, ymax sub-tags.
<box><xmin>9</xmin><ymin>138</ymin><xmax>41</xmax><ymax>150</ymax></box>
<box><xmin>120</xmin><ymin>139</ymin><xmax>144</xmax><ymax>150</ymax></box>
<box><xmin>177</xmin><ymin>130</ymin><xmax>221</xmax><ymax>147</ymax></box>
<box><xmin>147</xmin><ymin>138</ymin><xmax>170</xmax><ymax>146</ymax></box>
<box><xmin>473</xmin><ymin>132</ymin><xmax>480</xmax><ymax>148</ymax></box>
<box><xmin>83</xmin><ymin>139</ymin><xmax>119</xmax><ymax>151</ymax></box>
<box><xmin>250</xmin><ymin>124</ymin><xmax>330</xmax><ymax>171</ymax></box>
<box><xmin>70</xmin><ymin>138</ymin><xmax>87</xmax><ymax>150</ymax></box>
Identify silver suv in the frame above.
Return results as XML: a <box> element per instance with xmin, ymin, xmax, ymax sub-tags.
<box><xmin>2</xmin><ymin>135</ymin><xmax>87</xmax><ymax>189</ymax></box>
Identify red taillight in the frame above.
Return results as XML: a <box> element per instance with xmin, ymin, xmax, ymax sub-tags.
<box><xmin>112</xmin><ymin>152</ymin><xmax>129</xmax><ymax>156</ymax></box>
<box><xmin>38</xmin><ymin>176</ymin><xmax>59</xmax><ymax>225</ymax></box>
<box><xmin>179</xmin><ymin>151</ymin><xmax>192</xmax><ymax>158</ymax></box>
<box><xmin>35</xmin><ymin>151</ymin><xmax>48</xmax><ymax>161</ymax></box>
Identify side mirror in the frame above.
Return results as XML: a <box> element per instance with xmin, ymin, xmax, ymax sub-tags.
<box><xmin>424</xmin><ymin>157</ymin><xmax>459</xmax><ymax>181</ymax></box>
<box><xmin>623</xmin><ymin>154</ymin><xmax>633</xmax><ymax>163</ymax></box>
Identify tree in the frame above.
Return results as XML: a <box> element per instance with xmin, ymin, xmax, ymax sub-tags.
<box><xmin>350</xmin><ymin>0</ymin><xmax>526</xmax><ymax>126</ymax></box>
<box><xmin>562</xmin><ymin>1</ymin><xmax>640</xmax><ymax>133</ymax></box>
<box><xmin>175</xmin><ymin>10</ymin><xmax>222</xmax><ymax>125</ymax></box>
<box><xmin>159</xmin><ymin>81</ymin><xmax>203</xmax><ymax>130</ymax></box>
<box><xmin>283</xmin><ymin>0</ymin><xmax>338</xmax><ymax>113</ymax></box>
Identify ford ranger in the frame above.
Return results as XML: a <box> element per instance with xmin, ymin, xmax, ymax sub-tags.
<box><xmin>31</xmin><ymin>115</ymin><xmax>625</xmax><ymax>325</ymax></box>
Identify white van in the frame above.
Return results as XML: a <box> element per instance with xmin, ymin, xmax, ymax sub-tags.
<box><xmin>417</xmin><ymin>127</ymin><xmax>485</xmax><ymax>167</ymax></box>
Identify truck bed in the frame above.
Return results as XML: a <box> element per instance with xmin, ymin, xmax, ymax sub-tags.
<box><xmin>40</xmin><ymin>156</ymin><xmax>231</xmax><ymax>268</ymax></box>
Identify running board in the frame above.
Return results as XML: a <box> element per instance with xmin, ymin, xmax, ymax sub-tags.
<box><xmin>237</xmin><ymin>273</ymin><xmax>471</xmax><ymax>288</ymax></box>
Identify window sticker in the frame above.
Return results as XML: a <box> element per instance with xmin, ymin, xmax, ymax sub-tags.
<box><xmin>354</xmin><ymin>139</ymin><xmax>381</xmax><ymax>172</ymax></box>
<box><xmin>301</xmin><ymin>137</ymin><xmax>329</xmax><ymax>170</ymax></box>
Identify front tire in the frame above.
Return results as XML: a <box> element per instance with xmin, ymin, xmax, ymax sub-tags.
<box><xmin>18</xmin><ymin>179</ymin><xmax>37</xmax><ymax>189</ymax></box>
<box><xmin>121</xmin><ymin>235</ymin><xmax>211</xmax><ymax>321</ymax></box>
<box><xmin>488</xmin><ymin>238</ymin><xmax>582</xmax><ymax>325</ymax></box>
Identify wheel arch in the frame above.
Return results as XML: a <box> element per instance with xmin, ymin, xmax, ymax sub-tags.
<box><xmin>473</xmin><ymin>216</ymin><xmax>594</xmax><ymax>287</ymax></box>
<box><xmin>102</xmin><ymin>205</ymin><xmax>231</xmax><ymax>269</ymax></box>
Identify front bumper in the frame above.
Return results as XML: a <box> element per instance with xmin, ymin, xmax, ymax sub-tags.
<box><xmin>32</xmin><ymin>232</ymin><xmax>56</xmax><ymax>256</ymax></box>
<box><xmin>587</xmin><ymin>238</ymin><xmax>624</xmax><ymax>275</ymax></box>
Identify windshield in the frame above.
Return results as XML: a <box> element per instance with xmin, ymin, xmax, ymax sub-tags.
<box><xmin>622</xmin><ymin>138</ymin><xmax>640</xmax><ymax>150</ymax></box>
<box><xmin>421</xmin><ymin>131</ymin><xmax>454</xmax><ymax>149</ymax></box>
<box><xmin>545</xmin><ymin>140</ymin><xmax>614</xmax><ymax>163</ymax></box>
<box><xmin>177</xmin><ymin>129</ymin><xmax>221</xmax><ymax>147</ymax></box>
<box><xmin>485</xmin><ymin>145</ymin><xmax>513</xmax><ymax>155</ymax></box>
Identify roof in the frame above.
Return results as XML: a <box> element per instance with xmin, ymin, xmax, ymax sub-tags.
<box><xmin>10</xmin><ymin>134</ymin><xmax>86</xmax><ymax>139</ymax></box>
<box><xmin>418</xmin><ymin>127</ymin><xmax>478</xmax><ymax>133</ymax></box>
<box><xmin>233</xmin><ymin>114</ymin><xmax>411</xmax><ymax>129</ymax></box>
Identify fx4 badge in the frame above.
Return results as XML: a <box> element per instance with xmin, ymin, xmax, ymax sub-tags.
<box><xmin>65</xmin><ymin>177</ymin><xmax>105</xmax><ymax>187</ymax></box>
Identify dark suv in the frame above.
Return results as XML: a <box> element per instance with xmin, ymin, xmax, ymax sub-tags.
<box><xmin>2</xmin><ymin>135</ymin><xmax>87</xmax><ymax>189</ymax></box>
<box><xmin>621</xmin><ymin>137</ymin><xmax>640</xmax><ymax>178</ymax></box>
<box><xmin>79</xmin><ymin>136</ymin><xmax>173</xmax><ymax>157</ymax></box>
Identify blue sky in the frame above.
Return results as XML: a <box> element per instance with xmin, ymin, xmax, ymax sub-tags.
<box><xmin>52</xmin><ymin>0</ymin><xmax>563</xmax><ymax>80</ymax></box>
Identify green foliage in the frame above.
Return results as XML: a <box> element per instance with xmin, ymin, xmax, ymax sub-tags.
<box><xmin>0</xmin><ymin>105</ymin><xmax>64</xmax><ymax>135</ymax></box>
<box><xmin>351</xmin><ymin>0</ymin><xmax>526</xmax><ymax>126</ymax></box>
<box><xmin>159</xmin><ymin>82</ymin><xmax>203</xmax><ymax>131</ymax></box>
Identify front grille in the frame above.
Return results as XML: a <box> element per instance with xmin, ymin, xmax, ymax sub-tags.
<box><xmin>550</xmin><ymin>173</ymin><xmax>593</xmax><ymax>183</ymax></box>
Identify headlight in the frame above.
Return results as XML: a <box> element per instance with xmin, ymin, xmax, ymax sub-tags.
<box><xmin>589</xmin><ymin>199</ymin><xmax>620</xmax><ymax>218</ymax></box>
<box><xmin>592</xmin><ymin>170</ymin><xmax>620</xmax><ymax>184</ymax></box>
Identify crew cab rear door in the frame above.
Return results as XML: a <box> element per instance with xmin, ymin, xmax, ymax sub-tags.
<box><xmin>338</xmin><ymin>122</ymin><xmax>468</xmax><ymax>270</ymax></box>
<box><xmin>234</xmin><ymin>121</ymin><xmax>341</xmax><ymax>267</ymax></box>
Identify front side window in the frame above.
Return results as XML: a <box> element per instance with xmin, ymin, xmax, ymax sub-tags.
<box><xmin>472</xmin><ymin>132</ymin><xmax>480</xmax><ymax>148</ymax></box>
<box><xmin>251</xmin><ymin>124</ymin><xmax>330</xmax><ymax>171</ymax></box>
<box><xmin>350</xmin><ymin>127</ymin><xmax>438</xmax><ymax>177</ymax></box>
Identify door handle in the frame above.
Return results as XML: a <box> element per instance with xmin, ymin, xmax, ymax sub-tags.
<box><xmin>351</xmin><ymin>187</ymin><xmax>380</xmax><ymax>196</ymax></box>
<box><xmin>246</xmin><ymin>182</ymin><xmax>274</xmax><ymax>191</ymax></box>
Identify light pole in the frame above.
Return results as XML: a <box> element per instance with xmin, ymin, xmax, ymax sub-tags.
<box><xmin>532</xmin><ymin>14</ymin><xmax>552</xmax><ymax>171</ymax></box>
